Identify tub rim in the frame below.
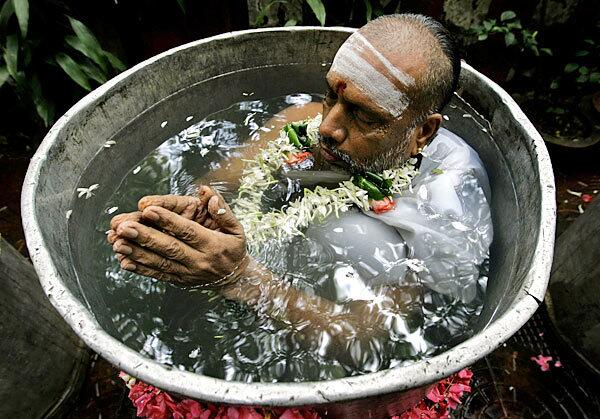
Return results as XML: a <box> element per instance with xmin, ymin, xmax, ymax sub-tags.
<box><xmin>21</xmin><ymin>26</ymin><xmax>555</xmax><ymax>406</ymax></box>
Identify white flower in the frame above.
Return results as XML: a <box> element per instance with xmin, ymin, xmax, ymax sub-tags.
<box><xmin>77</xmin><ymin>184</ymin><xmax>99</xmax><ymax>199</ymax></box>
<box><xmin>232</xmin><ymin>114</ymin><xmax>418</xmax><ymax>246</ymax></box>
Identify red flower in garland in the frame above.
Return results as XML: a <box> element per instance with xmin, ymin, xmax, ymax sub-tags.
<box><xmin>371</xmin><ymin>196</ymin><xmax>396</xmax><ymax>214</ymax></box>
<box><xmin>285</xmin><ymin>151</ymin><xmax>313</xmax><ymax>166</ymax></box>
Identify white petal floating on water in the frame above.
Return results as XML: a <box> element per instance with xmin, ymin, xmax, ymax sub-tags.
<box><xmin>462</xmin><ymin>113</ymin><xmax>472</xmax><ymax>118</ymax></box>
<box><xmin>66</xmin><ymin>210</ymin><xmax>72</xmax><ymax>219</ymax></box>
<box><xmin>133</xmin><ymin>166</ymin><xmax>141</xmax><ymax>175</ymax></box>
<box><xmin>76</xmin><ymin>183</ymin><xmax>99</xmax><ymax>199</ymax></box>
<box><xmin>578</xmin><ymin>204</ymin><xmax>585</xmax><ymax>214</ymax></box>
<box><xmin>106</xmin><ymin>206</ymin><xmax>118</xmax><ymax>214</ymax></box>
<box><xmin>160</xmin><ymin>121</ymin><xmax>168</xmax><ymax>128</ymax></box>
<box><xmin>189</xmin><ymin>348</ymin><xmax>200</xmax><ymax>358</ymax></box>
<box><xmin>566</xmin><ymin>189</ymin><xmax>582</xmax><ymax>197</ymax></box>
<box><xmin>451</xmin><ymin>221</ymin><xmax>470</xmax><ymax>231</ymax></box>
<box><xmin>103</xmin><ymin>140</ymin><xmax>116</xmax><ymax>148</ymax></box>
<box><xmin>443</xmin><ymin>115</ymin><xmax>449</xmax><ymax>121</ymax></box>
<box><xmin>186</xmin><ymin>115</ymin><xmax>194</xmax><ymax>121</ymax></box>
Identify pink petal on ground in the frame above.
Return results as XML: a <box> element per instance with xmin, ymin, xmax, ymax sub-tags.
<box><xmin>531</xmin><ymin>355</ymin><xmax>553</xmax><ymax>371</ymax></box>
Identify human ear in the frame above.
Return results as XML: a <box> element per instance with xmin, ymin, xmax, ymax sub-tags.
<box><xmin>410</xmin><ymin>113</ymin><xmax>443</xmax><ymax>156</ymax></box>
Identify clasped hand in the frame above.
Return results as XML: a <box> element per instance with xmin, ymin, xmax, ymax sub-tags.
<box><xmin>107</xmin><ymin>186</ymin><xmax>248</xmax><ymax>288</ymax></box>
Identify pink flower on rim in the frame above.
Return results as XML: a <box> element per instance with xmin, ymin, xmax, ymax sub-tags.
<box><xmin>128</xmin><ymin>381</ymin><xmax>178</xmax><ymax>419</ymax></box>
<box><xmin>279</xmin><ymin>408</ymin><xmax>320</xmax><ymax>419</ymax></box>
<box><xmin>173</xmin><ymin>398</ymin><xmax>205</xmax><ymax>419</ymax></box>
<box><xmin>531</xmin><ymin>355</ymin><xmax>553</xmax><ymax>371</ymax></box>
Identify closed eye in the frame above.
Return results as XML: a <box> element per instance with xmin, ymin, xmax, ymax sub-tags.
<box><xmin>324</xmin><ymin>86</ymin><xmax>337</xmax><ymax>105</ymax></box>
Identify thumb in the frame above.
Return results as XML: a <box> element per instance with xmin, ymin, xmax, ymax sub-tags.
<box><xmin>207</xmin><ymin>193</ymin><xmax>243</xmax><ymax>237</ymax></box>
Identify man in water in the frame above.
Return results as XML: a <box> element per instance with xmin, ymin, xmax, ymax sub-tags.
<box><xmin>108</xmin><ymin>14</ymin><xmax>492</xmax><ymax>350</ymax></box>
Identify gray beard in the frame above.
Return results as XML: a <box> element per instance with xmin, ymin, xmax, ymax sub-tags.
<box><xmin>319</xmin><ymin>131</ymin><xmax>412</xmax><ymax>173</ymax></box>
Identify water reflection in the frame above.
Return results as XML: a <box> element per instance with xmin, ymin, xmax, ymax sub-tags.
<box><xmin>90</xmin><ymin>93</ymin><xmax>488</xmax><ymax>382</ymax></box>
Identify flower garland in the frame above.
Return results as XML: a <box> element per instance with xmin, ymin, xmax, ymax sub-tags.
<box><xmin>119</xmin><ymin>368</ymin><xmax>472</xmax><ymax>419</ymax></box>
<box><xmin>232</xmin><ymin>114</ymin><xmax>419</xmax><ymax>246</ymax></box>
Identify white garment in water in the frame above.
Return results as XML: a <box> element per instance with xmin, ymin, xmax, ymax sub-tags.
<box><xmin>306</xmin><ymin>128</ymin><xmax>493</xmax><ymax>303</ymax></box>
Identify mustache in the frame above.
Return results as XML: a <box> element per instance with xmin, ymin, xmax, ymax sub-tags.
<box><xmin>319</xmin><ymin>137</ymin><xmax>360</xmax><ymax>170</ymax></box>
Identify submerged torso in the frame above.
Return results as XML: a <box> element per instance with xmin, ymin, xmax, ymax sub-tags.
<box><xmin>91</xmin><ymin>94</ymin><xmax>492</xmax><ymax>382</ymax></box>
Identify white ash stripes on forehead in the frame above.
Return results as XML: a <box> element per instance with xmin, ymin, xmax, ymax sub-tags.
<box><xmin>329</xmin><ymin>31</ymin><xmax>415</xmax><ymax>118</ymax></box>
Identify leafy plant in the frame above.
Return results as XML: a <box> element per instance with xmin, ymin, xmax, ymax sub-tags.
<box><xmin>0</xmin><ymin>0</ymin><xmax>125</xmax><ymax>127</ymax></box>
<box><xmin>562</xmin><ymin>39</ymin><xmax>600</xmax><ymax>85</ymax></box>
<box><xmin>253</xmin><ymin>0</ymin><xmax>398</xmax><ymax>28</ymax></box>
<box><xmin>470</xmin><ymin>10</ymin><xmax>552</xmax><ymax>57</ymax></box>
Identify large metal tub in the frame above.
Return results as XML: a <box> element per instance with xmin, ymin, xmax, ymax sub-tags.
<box><xmin>21</xmin><ymin>28</ymin><xmax>555</xmax><ymax>417</ymax></box>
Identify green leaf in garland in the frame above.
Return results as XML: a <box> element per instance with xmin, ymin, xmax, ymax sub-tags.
<box><xmin>306</xmin><ymin>0</ymin><xmax>326</xmax><ymax>26</ymax></box>
<box><xmin>12</xmin><ymin>0</ymin><xmax>28</xmax><ymax>37</ymax></box>
<box><xmin>55</xmin><ymin>52</ymin><xmax>91</xmax><ymax>91</ymax></box>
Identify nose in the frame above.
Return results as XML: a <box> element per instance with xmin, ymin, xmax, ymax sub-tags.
<box><xmin>319</xmin><ymin>103</ymin><xmax>348</xmax><ymax>145</ymax></box>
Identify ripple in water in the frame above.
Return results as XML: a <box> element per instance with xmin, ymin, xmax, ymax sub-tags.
<box><xmin>92</xmin><ymin>93</ymin><xmax>488</xmax><ymax>382</ymax></box>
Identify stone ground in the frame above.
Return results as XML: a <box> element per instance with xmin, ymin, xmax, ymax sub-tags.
<box><xmin>1</xmin><ymin>139</ymin><xmax>599</xmax><ymax>418</ymax></box>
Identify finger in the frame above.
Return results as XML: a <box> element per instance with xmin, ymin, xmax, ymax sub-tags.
<box><xmin>112</xmin><ymin>238</ymin><xmax>132</xmax><ymax>255</ymax></box>
<box><xmin>140</xmin><ymin>206</ymin><xmax>214</xmax><ymax>248</ymax></box>
<box><xmin>196</xmin><ymin>185</ymin><xmax>217</xmax><ymax>225</ymax></box>
<box><xmin>138</xmin><ymin>195</ymin><xmax>200</xmax><ymax>220</ymax></box>
<box><xmin>207</xmin><ymin>192</ymin><xmax>243</xmax><ymax>236</ymax></box>
<box><xmin>116</xmin><ymin>220</ymin><xmax>204</xmax><ymax>261</ymax></box>
<box><xmin>110</xmin><ymin>211</ymin><xmax>142</xmax><ymax>231</ymax></box>
<box><xmin>107</xmin><ymin>230</ymin><xmax>119</xmax><ymax>244</ymax></box>
<box><xmin>120</xmin><ymin>257</ymin><xmax>182</xmax><ymax>284</ymax></box>
<box><xmin>116</xmin><ymin>241</ymin><xmax>191</xmax><ymax>276</ymax></box>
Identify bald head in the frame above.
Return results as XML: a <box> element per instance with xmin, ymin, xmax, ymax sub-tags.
<box><xmin>330</xmin><ymin>14</ymin><xmax>460</xmax><ymax>120</ymax></box>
